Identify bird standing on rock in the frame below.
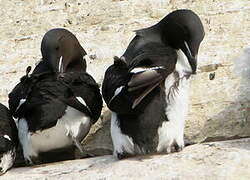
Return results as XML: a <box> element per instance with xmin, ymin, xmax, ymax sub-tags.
<box><xmin>0</xmin><ymin>103</ymin><xmax>18</xmax><ymax>174</ymax></box>
<box><xmin>102</xmin><ymin>9</ymin><xmax>205</xmax><ymax>159</ymax></box>
<box><xmin>8</xmin><ymin>28</ymin><xmax>103</xmax><ymax>164</ymax></box>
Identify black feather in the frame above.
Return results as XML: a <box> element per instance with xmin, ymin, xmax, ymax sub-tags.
<box><xmin>9</xmin><ymin>71</ymin><xmax>102</xmax><ymax>132</ymax></box>
<box><xmin>0</xmin><ymin>103</ymin><xmax>18</xmax><ymax>151</ymax></box>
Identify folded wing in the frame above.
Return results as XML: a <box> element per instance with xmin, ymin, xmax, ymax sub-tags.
<box><xmin>102</xmin><ymin>42</ymin><xmax>177</xmax><ymax>113</ymax></box>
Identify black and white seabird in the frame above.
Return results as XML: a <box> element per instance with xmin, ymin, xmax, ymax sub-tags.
<box><xmin>102</xmin><ymin>9</ymin><xmax>205</xmax><ymax>159</ymax></box>
<box><xmin>0</xmin><ymin>103</ymin><xmax>18</xmax><ymax>174</ymax></box>
<box><xmin>8</xmin><ymin>29</ymin><xmax>103</xmax><ymax>164</ymax></box>
<box><xmin>9</xmin><ymin>67</ymin><xmax>102</xmax><ymax>164</ymax></box>
<box><xmin>33</xmin><ymin>28</ymin><xmax>87</xmax><ymax>74</ymax></box>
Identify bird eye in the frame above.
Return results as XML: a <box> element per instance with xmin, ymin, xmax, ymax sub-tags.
<box><xmin>55</xmin><ymin>47</ymin><xmax>59</xmax><ymax>51</ymax></box>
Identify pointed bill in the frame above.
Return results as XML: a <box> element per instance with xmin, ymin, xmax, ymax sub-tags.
<box><xmin>182</xmin><ymin>41</ymin><xmax>197</xmax><ymax>74</ymax></box>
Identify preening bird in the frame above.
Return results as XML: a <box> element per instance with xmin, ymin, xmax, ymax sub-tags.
<box><xmin>8</xmin><ymin>28</ymin><xmax>103</xmax><ymax>164</ymax></box>
<box><xmin>33</xmin><ymin>28</ymin><xmax>87</xmax><ymax>74</ymax></box>
<box><xmin>102</xmin><ymin>9</ymin><xmax>205</xmax><ymax>159</ymax></box>
<box><xmin>0</xmin><ymin>103</ymin><xmax>18</xmax><ymax>174</ymax></box>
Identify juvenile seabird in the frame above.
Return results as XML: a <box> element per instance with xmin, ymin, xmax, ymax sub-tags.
<box><xmin>0</xmin><ymin>103</ymin><xmax>18</xmax><ymax>173</ymax></box>
<box><xmin>102</xmin><ymin>9</ymin><xmax>205</xmax><ymax>159</ymax></box>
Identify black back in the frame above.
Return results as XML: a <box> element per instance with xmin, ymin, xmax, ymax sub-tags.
<box><xmin>9</xmin><ymin>71</ymin><xmax>102</xmax><ymax>132</ymax></box>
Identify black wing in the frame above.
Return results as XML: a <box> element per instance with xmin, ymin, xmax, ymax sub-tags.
<box><xmin>62</xmin><ymin>72</ymin><xmax>103</xmax><ymax>124</ymax></box>
<box><xmin>8</xmin><ymin>66</ymin><xmax>36</xmax><ymax>116</ymax></box>
<box><xmin>102</xmin><ymin>57</ymin><xmax>134</xmax><ymax>113</ymax></box>
<box><xmin>103</xmin><ymin>42</ymin><xmax>177</xmax><ymax>113</ymax></box>
<box><xmin>9</xmin><ymin>70</ymin><xmax>102</xmax><ymax>132</ymax></box>
<box><xmin>11</xmin><ymin>73</ymin><xmax>68</xmax><ymax>132</ymax></box>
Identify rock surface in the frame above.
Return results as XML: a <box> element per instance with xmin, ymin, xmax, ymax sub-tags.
<box><xmin>0</xmin><ymin>0</ymin><xmax>250</xmax><ymax>169</ymax></box>
<box><xmin>2</xmin><ymin>138</ymin><xmax>250</xmax><ymax>180</ymax></box>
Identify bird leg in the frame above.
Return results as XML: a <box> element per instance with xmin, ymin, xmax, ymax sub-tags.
<box><xmin>69</xmin><ymin>132</ymin><xmax>95</xmax><ymax>158</ymax></box>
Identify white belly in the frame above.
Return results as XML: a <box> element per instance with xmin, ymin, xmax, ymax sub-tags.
<box><xmin>18</xmin><ymin>106</ymin><xmax>91</xmax><ymax>162</ymax></box>
<box><xmin>30</xmin><ymin>122</ymin><xmax>72</xmax><ymax>153</ymax></box>
<box><xmin>157</xmin><ymin>49</ymin><xmax>192</xmax><ymax>152</ymax></box>
<box><xmin>111</xmin><ymin>112</ymin><xmax>135</xmax><ymax>157</ymax></box>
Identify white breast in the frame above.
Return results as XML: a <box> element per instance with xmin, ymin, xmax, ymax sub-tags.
<box><xmin>110</xmin><ymin>112</ymin><xmax>135</xmax><ymax>157</ymax></box>
<box><xmin>157</xmin><ymin>49</ymin><xmax>191</xmax><ymax>153</ymax></box>
<box><xmin>32</xmin><ymin>106</ymin><xmax>91</xmax><ymax>153</ymax></box>
<box><xmin>0</xmin><ymin>148</ymin><xmax>16</xmax><ymax>174</ymax></box>
<box><xmin>18</xmin><ymin>106</ymin><xmax>91</xmax><ymax>162</ymax></box>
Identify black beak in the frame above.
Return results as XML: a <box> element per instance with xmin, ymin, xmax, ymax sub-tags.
<box><xmin>181</xmin><ymin>41</ymin><xmax>197</xmax><ymax>74</ymax></box>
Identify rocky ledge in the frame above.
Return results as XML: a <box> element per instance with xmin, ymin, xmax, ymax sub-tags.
<box><xmin>2</xmin><ymin>138</ymin><xmax>250</xmax><ymax>180</ymax></box>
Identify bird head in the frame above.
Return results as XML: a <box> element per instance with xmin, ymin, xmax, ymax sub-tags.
<box><xmin>160</xmin><ymin>9</ymin><xmax>205</xmax><ymax>74</ymax></box>
<box><xmin>41</xmin><ymin>28</ymin><xmax>87</xmax><ymax>74</ymax></box>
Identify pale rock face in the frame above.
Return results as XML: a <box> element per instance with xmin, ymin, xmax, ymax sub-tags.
<box><xmin>0</xmin><ymin>0</ymin><xmax>250</xmax><ymax>169</ymax></box>
<box><xmin>185</xmin><ymin>47</ymin><xmax>250</xmax><ymax>143</ymax></box>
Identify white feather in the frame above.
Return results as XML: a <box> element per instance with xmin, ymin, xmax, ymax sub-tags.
<box><xmin>175</xmin><ymin>49</ymin><xmax>192</xmax><ymax>75</ymax></box>
<box><xmin>130</xmin><ymin>66</ymin><xmax>165</xmax><ymax>74</ymax></box>
<box><xmin>109</xmin><ymin>86</ymin><xmax>124</xmax><ymax>104</ymax></box>
<box><xmin>114</xmin><ymin>86</ymin><xmax>124</xmax><ymax>96</ymax></box>
<box><xmin>15</xmin><ymin>99</ymin><xmax>26</xmax><ymax>112</ymax></box>
<box><xmin>0</xmin><ymin>148</ymin><xmax>16</xmax><ymax>174</ymax></box>
<box><xmin>56</xmin><ymin>106</ymin><xmax>91</xmax><ymax>140</ymax></box>
<box><xmin>76</xmin><ymin>97</ymin><xmax>87</xmax><ymax>107</ymax></box>
<box><xmin>110</xmin><ymin>112</ymin><xmax>135</xmax><ymax>157</ymax></box>
<box><xmin>3</xmin><ymin>135</ymin><xmax>11</xmax><ymax>141</ymax></box>
<box><xmin>184</xmin><ymin>41</ymin><xmax>192</xmax><ymax>58</ymax></box>
<box><xmin>157</xmin><ymin>50</ymin><xmax>191</xmax><ymax>152</ymax></box>
<box><xmin>59</xmin><ymin>56</ymin><xmax>64</xmax><ymax>73</ymax></box>
<box><xmin>18</xmin><ymin>106</ymin><xmax>91</xmax><ymax>163</ymax></box>
<box><xmin>18</xmin><ymin>119</ymin><xmax>37</xmax><ymax>164</ymax></box>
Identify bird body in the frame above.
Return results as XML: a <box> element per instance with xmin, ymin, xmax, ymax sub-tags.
<box><xmin>17</xmin><ymin>107</ymin><xmax>91</xmax><ymax>161</ymax></box>
<box><xmin>9</xmin><ymin>28</ymin><xmax>102</xmax><ymax>164</ymax></box>
<box><xmin>102</xmin><ymin>9</ymin><xmax>204</xmax><ymax>158</ymax></box>
<box><xmin>9</xmin><ymin>71</ymin><xmax>102</xmax><ymax>164</ymax></box>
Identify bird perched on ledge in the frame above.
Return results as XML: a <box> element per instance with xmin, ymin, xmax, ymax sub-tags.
<box><xmin>0</xmin><ymin>103</ymin><xmax>18</xmax><ymax>174</ymax></box>
<box><xmin>8</xmin><ymin>28</ymin><xmax>103</xmax><ymax>164</ymax></box>
<box><xmin>102</xmin><ymin>9</ymin><xmax>205</xmax><ymax>159</ymax></box>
